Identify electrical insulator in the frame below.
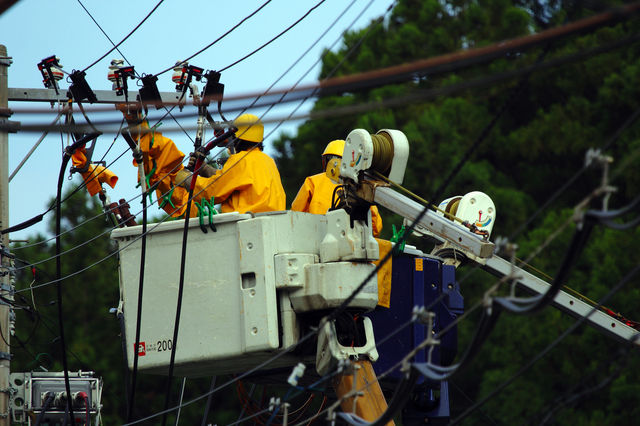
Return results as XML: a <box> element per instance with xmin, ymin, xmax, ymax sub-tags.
<box><xmin>172</xmin><ymin>60</ymin><xmax>188</xmax><ymax>91</ymax></box>
<box><xmin>50</xmin><ymin>59</ymin><xmax>64</xmax><ymax>82</ymax></box>
<box><xmin>108</xmin><ymin>59</ymin><xmax>125</xmax><ymax>90</ymax></box>
<box><xmin>37</xmin><ymin>56</ymin><xmax>64</xmax><ymax>91</ymax></box>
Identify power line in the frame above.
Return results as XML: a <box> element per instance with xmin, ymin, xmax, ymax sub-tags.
<box><xmin>153</xmin><ymin>0</ymin><xmax>274</xmax><ymax>77</ymax></box>
<box><xmin>82</xmin><ymin>0</ymin><xmax>165</xmax><ymax>72</ymax></box>
<box><xmin>10</xmin><ymin>24</ymin><xmax>640</xmax><ymax>276</ymax></box>
<box><xmin>8</xmin><ymin>3</ymin><xmax>640</xmax><ymax>422</ymax></box>
<box><xmin>76</xmin><ymin>0</ymin><xmax>134</xmax><ymax>68</ymax></box>
<box><xmin>219</xmin><ymin>0</ymin><xmax>328</xmax><ymax>72</ymax></box>
<box><xmin>9</xmin><ymin>28</ymin><xmax>640</xmax><ymax>135</ymax></box>
<box><xmin>508</xmin><ymin>104</ymin><xmax>640</xmax><ymax>242</ymax></box>
<box><xmin>449</xmin><ymin>264</ymin><xmax>640</xmax><ymax>425</ymax></box>
<box><xmin>523</xmin><ymin>345</ymin><xmax>635</xmax><ymax>425</ymax></box>
<box><xmin>239</xmin><ymin>0</ymin><xmax>361</xmax><ymax>115</ymax></box>
<box><xmin>260</xmin><ymin>0</ymin><xmax>398</xmax><ymax>140</ymax></box>
<box><xmin>449</xmin><ymin>381</ymin><xmax>499</xmax><ymax>426</ymax></box>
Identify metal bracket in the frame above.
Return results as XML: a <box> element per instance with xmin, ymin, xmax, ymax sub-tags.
<box><xmin>375</xmin><ymin>186</ymin><xmax>495</xmax><ymax>258</ymax></box>
<box><xmin>316</xmin><ymin>316</ymin><xmax>379</xmax><ymax>376</ymax></box>
<box><xmin>483</xmin><ymin>255</ymin><xmax>640</xmax><ymax>345</ymax></box>
<box><xmin>0</xmin><ymin>352</ymin><xmax>13</xmax><ymax>361</ymax></box>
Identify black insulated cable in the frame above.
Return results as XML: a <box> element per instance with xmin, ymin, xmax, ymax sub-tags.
<box><xmin>160</xmin><ymin>189</ymin><xmax>193</xmax><ymax>426</ymax></box>
<box><xmin>54</xmin><ymin>132</ymin><xmax>100</xmax><ymax>425</ymax></box>
<box><xmin>157</xmin><ymin>129</ymin><xmax>238</xmax><ymax>426</ymax></box>
<box><xmin>586</xmin><ymin>192</ymin><xmax>640</xmax><ymax>221</ymax></box>
<box><xmin>337</xmin><ymin>368</ymin><xmax>420</xmax><ymax>426</ymax></box>
<box><xmin>160</xmin><ymin>130</ymin><xmax>237</xmax><ymax>426</ymax></box>
<box><xmin>34</xmin><ymin>391</ymin><xmax>54</xmax><ymax>426</ymax></box>
<box><xmin>412</xmin><ymin>305</ymin><xmax>502</xmax><ymax>382</ymax></box>
<box><xmin>201</xmin><ymin>376</ymin><xmax>217</xmax><ymax>426</ymax></box>
<box><xmin>493</xmin><ymin>215</ymin><xmax>595</xmax><ymax>316</ymax></box>
<box><xmin>126</xmin><ymin>129</ymin><xmax>149</xmax><ymax>423</ymax></box>
<box><xmin>0</xmin><ymin>214</ymin><xmax>44</xmax><ymax>235</ymax></box>
<box><xmin>494</xmin><ymin>192</ymin><xmax>640</xmax><ymax>316</ymax></box>
<box><xmin>449</xmin><ymin>263</ymin><xmax>640</xmax><ymax>425</ymax></box>
<box><xmin>154</xmin><ymin>0</ymin><xmax>273</xmax><ymax>77</ymax></box>
<box><xmin>117</xmin><ymin>311</ymin><xmax>132</xmax><ymax>418</ymax></box>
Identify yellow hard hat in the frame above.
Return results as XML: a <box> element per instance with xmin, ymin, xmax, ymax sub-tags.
<box><xmin>234</xmin><ymin>113</ymin><xmax>264</xmax><ymax>143</ymax></box>
<box><xmin>322</xmin><ymin>139</ymin><xmax>345</xmax><ymax>157</ymax></box>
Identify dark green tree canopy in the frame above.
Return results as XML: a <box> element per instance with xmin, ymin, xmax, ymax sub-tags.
<box><xmin>273</xmin><ymin>0</ymin><xmax>640</xmax><ymax>423</ymax></box>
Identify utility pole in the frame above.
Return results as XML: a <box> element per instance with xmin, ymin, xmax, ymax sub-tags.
<box><xmin>0</xmin><ymin>44</ymin><xmax>12</xmax><ymax>426</ymax></box>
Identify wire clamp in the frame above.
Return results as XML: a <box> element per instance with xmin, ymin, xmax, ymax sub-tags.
<box><xmin>390</xmin><ymin>224</ymin><xmax>406</xmax><ymax>255</ymax></box>
<box><xmin>402</xmin><ymin>311</ymin><xmax>438</xmax><ymax>371</ymax></box>
<box><xmin>114</xmin><ymin>65</ymin><xmax>136</xmax><ymax>98</ymax></box>
<box><xmin>37</xmin><ymin>55</ymin><xmax>63</xmax><ymax>95</ymax></box>
<box><xmin>584</xmin><ymin>147</ymin><xmax>617</xmax><ymax>211</ymax></box>
<box><xmin>195</xmin><ymin>198</ymin><xmax>218</xmax><ymax>233</ymax></box>
<box><xmin>316</xmin><ymin>316</ymin><xmax>379</xmax><ymax>376</ymax></box>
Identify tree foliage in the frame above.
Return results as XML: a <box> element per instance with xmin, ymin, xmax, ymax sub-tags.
<box><xmin>273</xmin><ymin>0</ymin><xmax>640</xmax><ymax>424</ymax></box>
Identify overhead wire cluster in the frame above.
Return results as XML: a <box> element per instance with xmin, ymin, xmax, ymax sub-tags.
<box><xmin>4</xmin><ymin>1</ymin><xmax>640</xmax><ymax>425</ymax></box>
<box><xmin>4</xmin><ymin>2</ymin><xmax>408</xmax><ymax>425</ymax></box>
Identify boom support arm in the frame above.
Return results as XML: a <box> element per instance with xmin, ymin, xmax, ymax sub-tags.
<box><xmin>373</xmin><ymin>186</ymin><xmax>495</xmax><ymax>259</ymax></box>
<box><xmin>483</xmin><ymin>256</ymin><xmax>640</xmax><ymax>345</ymax></box>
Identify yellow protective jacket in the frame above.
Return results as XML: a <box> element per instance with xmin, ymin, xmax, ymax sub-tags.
<box><xmin>130</xmin><ymin>121</ymin><xmax>192</xmax><ymax>217</ymax></box>
<box><xmin>122</xmin><ymin>115</ymin><xmax>285</xmax><ymax>217</ymax></box>
<box><xmin>192</xmin><ymin>149</ymin><xmax>286</xmax><ymax>214</ymax></box>
<box><xmin>291</xmin><ymin>172</ymin><xmax>383</xmax><ymax>237</ymax></box>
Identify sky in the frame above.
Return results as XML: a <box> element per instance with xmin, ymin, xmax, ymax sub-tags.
<box><xmin>0</xmin><ymin>0</ymin><xmax>394</xmax><ymax>242</ymax></box>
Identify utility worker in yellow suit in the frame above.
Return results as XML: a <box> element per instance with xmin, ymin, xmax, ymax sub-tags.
<box><xmin>291</xmin><ymin>139</ymin><xmax>383</xmax><ymax>237</ymax></box>
<box><xmin>177</xmin><ymin>114</ymin><xmax>286</xmax><ymax>214</ymax></box>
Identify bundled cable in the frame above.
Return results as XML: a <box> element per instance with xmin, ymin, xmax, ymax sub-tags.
<box><xmin>494</xmin><ymin>193</ymin><xmax>640</xmax><ymax>316</ymax></box>
<box><xmin>449</xmin><ymin>264</ymin><xmax>640</xmax><ymax>425</ymax></box>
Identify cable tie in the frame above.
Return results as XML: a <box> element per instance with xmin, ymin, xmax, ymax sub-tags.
<box><xmin>268</xmin><ymin>397</ymin><xmax>280</xmax><ymax>412</ymax></box>
<box><xmin>412</xmin><ymin>306</ymin><xmax>429</xmax><ymax>324</ymax></box>
<box><xmin>287</xmin><ymin>362</ymin><xmax>306</xmax><ymax>387</ymax></box>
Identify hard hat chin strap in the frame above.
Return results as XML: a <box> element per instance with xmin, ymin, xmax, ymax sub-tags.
<box><xmin>235</xmin><ymin>139</ymin><xmax>263</xmax><ymax>152</ymax></box>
